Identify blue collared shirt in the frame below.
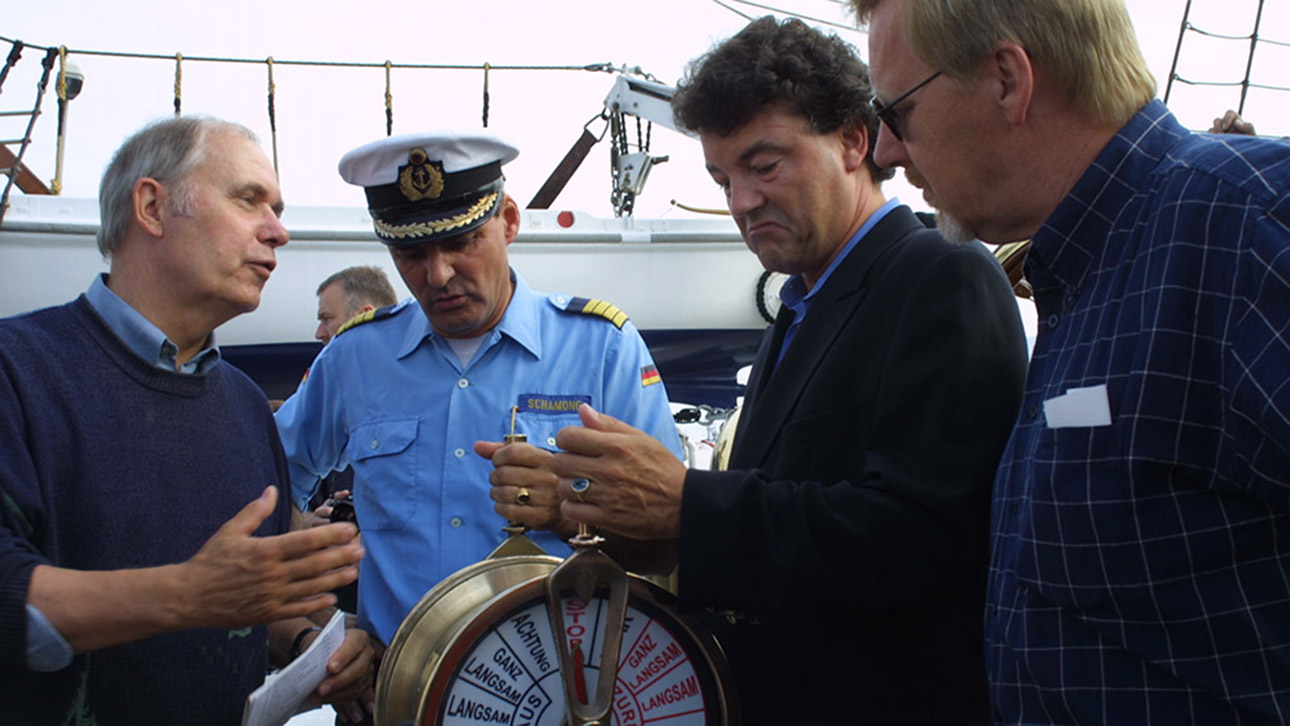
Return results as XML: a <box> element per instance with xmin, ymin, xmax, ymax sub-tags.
<box><xmin>988</xmin><ymin>100</ymin><xmax>1290</xmax><ymax>723</ymax></box>
<box><xmin>776</xmin><ymin>198</ymin><xmax>900</xmax><ymax>364</ymax></box>
<box><xmin>275</xmin><ymin>271</ymin><xmax>683</xmax><ymax>644</ymax></box>
<box><xmin>85</xmin><ymin>274</ymin><xmax>220</xmax><ymax>374</ymax></box>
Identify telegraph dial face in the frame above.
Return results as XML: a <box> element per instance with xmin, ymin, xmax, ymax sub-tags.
<box><xmin>376</xmin><ymin>557</ymin><xmax>737</xmax><ymax>726</ymax></box>
<box><xmin>427</xmin><ymin>581</ymin><xmax>727</xmax><ymax>725</ymax></box>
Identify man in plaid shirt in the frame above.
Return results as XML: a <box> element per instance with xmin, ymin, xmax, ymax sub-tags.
<box><xmin>855</xmin><ymin>0</ymin><xmax>1290</xmax><ymax>722</ymax></box>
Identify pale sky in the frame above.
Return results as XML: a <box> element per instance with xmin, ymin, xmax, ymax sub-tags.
<box><xmin>3</xmin><ymin>0</ymin><xmax>1287</xmax><ymax>220</ymax></box>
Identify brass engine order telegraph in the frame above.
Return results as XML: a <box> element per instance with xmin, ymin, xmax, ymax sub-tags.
<box><xmin>375</xmin><ymin>409</ymin><xmax>739</xmax><ymax>726</ymax></box>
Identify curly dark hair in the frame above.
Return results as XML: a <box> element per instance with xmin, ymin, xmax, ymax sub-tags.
<box><xmin>672</xmin><ymin>16</ymin><xmax>894</xmax><ymax>182</ymax></box>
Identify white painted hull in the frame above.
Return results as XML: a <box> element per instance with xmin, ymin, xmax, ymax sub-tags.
<box><xmin>0</xmin><ymin>195</ymin><xmax>768</xmax><ymax>342</ymax></box>
<box><xmin>1</xmin><ymin>195</ymin><xmax>769</xmax><ymax>408</ymax></box>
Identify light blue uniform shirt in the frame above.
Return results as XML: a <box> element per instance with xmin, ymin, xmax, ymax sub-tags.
<box><xmin>275</xmin><ymin>272</ymin><xmax>682</xmax><ymax>644</ymax></box>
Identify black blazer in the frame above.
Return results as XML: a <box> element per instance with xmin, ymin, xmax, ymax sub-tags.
<box><xmin>680</xmin><ymin>205</ymin><xmax>1028</xmax><ymax>725</ymax></box>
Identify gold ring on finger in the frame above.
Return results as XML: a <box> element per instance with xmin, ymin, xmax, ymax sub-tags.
<box><xmin>516</xmin><ymin>487</ymin><xmax>532</xmax><ymax>506</ymax></box>
<box><xmin>571</xmin><ymin>478</ymin><xmax>591</xmax><ymax>503</ymax></box>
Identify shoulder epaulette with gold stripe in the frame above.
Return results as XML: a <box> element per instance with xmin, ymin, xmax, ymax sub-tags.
<box><xmin>568</xmin><ymin>297</ymin><xmax>629</xmax><ymax>329</ymax></box>
<box><xmin>335</xmin><ymin>303</ymin><xmax>398</xmax><ymax>338</ymax></box>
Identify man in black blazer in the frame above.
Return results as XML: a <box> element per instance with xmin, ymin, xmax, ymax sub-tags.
<box><xmin>492</xmin><ymin>17</ymin><xmax>1028</xmax><ymax>725</ymax></box>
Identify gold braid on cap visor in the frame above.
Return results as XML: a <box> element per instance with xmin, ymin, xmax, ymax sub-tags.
<box><xmin>373</xmin><ymin>192</ymin><xmax>499</xmax><ymax>241</ymax></box>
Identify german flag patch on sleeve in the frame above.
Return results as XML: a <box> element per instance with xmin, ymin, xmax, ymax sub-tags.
<box><xmin>641</xmin><ymin>364</ymin><xmax>661</xmax><ymax>387</ymax></box>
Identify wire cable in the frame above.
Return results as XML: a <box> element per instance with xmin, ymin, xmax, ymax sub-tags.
<box><xmin>710</xmin><ymin>0</ymin><xmax>861</xmax><ymax>33</ymax></box>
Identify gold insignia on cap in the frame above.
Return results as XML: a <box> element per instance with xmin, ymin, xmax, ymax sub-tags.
<box><xmin>374</xmin><ymin>192</ymin><xmax>499</xmax><ymax>241</ymax></box>
<box><xmin>398</xmin><ymin>147</ymin><xmax>445</xmax><ymax>202</ymax></box>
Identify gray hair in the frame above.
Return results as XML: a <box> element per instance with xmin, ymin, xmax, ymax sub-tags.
<box><xmin>317</xmin><ymin>265</ymin><xmax>400</xmax><ymax>316</ymax></box>
<box><xmin>96</xmin><ymin>116</ymin><xmax>259</xmax><ymax>257</ymax></box>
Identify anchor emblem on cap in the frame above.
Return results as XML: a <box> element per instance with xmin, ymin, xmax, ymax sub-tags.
<box><xmin>398</xmin><ymin>147</ymin><xmax>445</xmax><ymax>202</ymax></box>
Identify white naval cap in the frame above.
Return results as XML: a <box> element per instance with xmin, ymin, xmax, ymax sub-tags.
<box><xmin>338</xmin><ymin>130</ymin><xmax>520</xmax><ymax>246</ymax></box>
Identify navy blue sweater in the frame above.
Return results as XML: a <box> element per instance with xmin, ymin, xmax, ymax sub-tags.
<box><xmin>0</xmin><ymin>296</ymin><xmax>291</xmax><ymax>725</ymax></box>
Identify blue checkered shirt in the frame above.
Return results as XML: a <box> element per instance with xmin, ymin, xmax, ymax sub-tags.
<box><xmin>988</xmin><ymin>100</ymin><xmax>1290</xmax><ymax>724</ymax></box>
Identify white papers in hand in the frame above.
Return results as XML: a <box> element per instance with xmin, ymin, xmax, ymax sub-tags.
<box><xmin>242</xmin><ymin>609</ymin><xmax>345</xmax><ymax>726</ymax></box>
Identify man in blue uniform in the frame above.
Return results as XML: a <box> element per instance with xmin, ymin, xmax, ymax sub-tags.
<box><xmin>274</xmin><ymin>131</ymin><xmax>682</xmax><ymax>651</ymax></box>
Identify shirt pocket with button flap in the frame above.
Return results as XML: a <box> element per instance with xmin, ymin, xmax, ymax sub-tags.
<box><xmin>513</xmin><ymin>410</ymin><xmax>583</xmax><ymax>452</ymax></box>
<box><xmin>348</xmin><ymin>417</ymin><xmax>420</xmax><ymax>531</ymax></box>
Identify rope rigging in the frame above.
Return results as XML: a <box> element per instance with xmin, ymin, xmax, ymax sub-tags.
<box><xmin>709</xmin><ymin>0</ymin><xmax>861</xmax><ymax>33</ymax></box>
<box><xmin>0</xmin><ymin>33</ymin><xmax>640</xmax><ymax>205</ymax></box>
<box><xmin>1</xmin><ymin>29</ymin><xmax>772</xmax><ymax>216</ymax></box>
<box><xmin>1164</xmin><ymin>0</ymin><xmax>1290</xmax><ymax>113</ymax></box>
<box><xmin>0</xmin><ymin>33</ymin><xmax>645</xmax><ymax>212</ymax></box>
<box><xmin>173</xmin><ymin>53</ymin><xmax>182</xmax><ymax>117</ymax></box>
<box><xmin>384</xmin><ymin>61</ymin><xmax>393</xmax><ymax>137</ymax></box>
<box><xmin>0</xmin><ymin>36</ymin><xmax>613</xmax><ymax>75</ymax></box>
<box><xmin>52</xmin><ymin>46</ymin><xmax>69</xmax><ymax>194</ymax></box>
<box><xmin>0</xmin><ymin>40</ymin><xmax>24</xmax><ymax>95</ymax></box>
<box><xmin>481</xmin><ymin>62</ymin><xmax>490</xmax><ymax>128</ymax></box>
<box><xmin>266</xmin><ymin>57</ymin><xmax>279</xmax><ymax>176</ymax></box>
<box><xmin>0</xmin><ymin>46</ymin><xmax>57</xmax><ymax>222</ymax></box>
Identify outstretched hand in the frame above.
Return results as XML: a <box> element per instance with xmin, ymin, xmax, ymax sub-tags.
<box><xmin>179</xmin><ymin>486</ymin><xmax>363</xmax><ymax>628</ymax></box>
<box><xmin>551</xmin><ymin>404</ymin><xmax>687</xmax><ymax>540</ymax></box>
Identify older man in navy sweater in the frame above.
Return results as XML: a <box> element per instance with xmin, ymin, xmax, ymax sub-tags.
<box><xmin>0</xmin><ymin>117</ymin><xmax>371</xmax><ymax>724</ymax></box>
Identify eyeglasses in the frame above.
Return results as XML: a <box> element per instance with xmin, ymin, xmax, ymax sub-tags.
<box><xmin>870</xmin><ymin>70</ymin><xmax>943</xmax><ymax>142</ymax></box>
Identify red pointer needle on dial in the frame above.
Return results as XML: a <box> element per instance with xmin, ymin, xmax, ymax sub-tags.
<box><xmin>572</xmin><ymin>642</ymin><xmax>589</xmax><ymax>704</ymax></box>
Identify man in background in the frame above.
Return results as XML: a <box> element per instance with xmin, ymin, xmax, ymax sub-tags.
<box><xmin>0</xmin><ymin>116</ymin><xmax>370</xmax><ymax>723</ymax></box>
<box><xmin>304</xmin><ymin>265</ymin><xmax>400</xmax><ymax>524</ymax></box>
<box><xmin>314</xmin><ymin>265</ymin><xmax>399</xmax><ymax>346</ymax></box>
<box><xmin>855</xmin><ymin>0</ymin><xmax>1290</xmax><ymax>721</ymax></box>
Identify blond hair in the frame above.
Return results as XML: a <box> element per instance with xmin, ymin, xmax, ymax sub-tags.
<box><xmin>852</xmin><ymin>0</ymin><xmax>1155</xmax><ymax>126</ymax></box>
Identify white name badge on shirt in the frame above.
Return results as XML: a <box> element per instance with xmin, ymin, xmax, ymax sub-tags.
<box><xmin>1043</xmin><ymin>384</ymin><xmax>1112</xmax><ymax>429</ymax></box>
